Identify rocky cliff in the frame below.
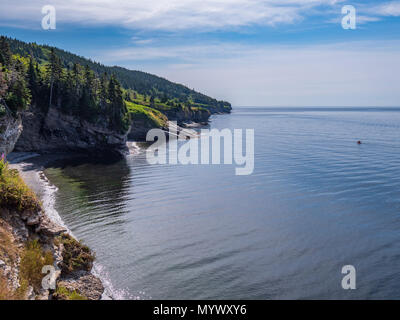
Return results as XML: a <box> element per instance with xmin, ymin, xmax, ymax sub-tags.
<box><xmin>15</xmin><ymin>106</ymin><xmax>130</xmax><ymax>156</ymax></box>
<box><xmin>0</xmin><ymin>105</ymin><xmax>106</xmax><ymax>300</ymax></box>
<box><xmin>127</xmin><ymin>107</ymin><xmax>210</xmax><ymax>141</ymax></box>
<box><xmin>163</xmin><ymin>107</ymin><xmax>211</xmax><ymax>124</ymax></box>
<box><xmin>128</xmin><ymin>118</ymin><xmax>164</xmax><ymax>141</ymax></box>
<box><xmin>0</xmin><ymin>112</ymin><xmax>23</xmax><ymax>156</ymax></box>
<box><xmin>0</xmin><ymin>161</ymin><xmax>104</xmax><ymax>300</ymax></box>
<box><xmin>0</xmin><ymin>207</ymin><xmax>104</xmax><ymax>300</ymax></box>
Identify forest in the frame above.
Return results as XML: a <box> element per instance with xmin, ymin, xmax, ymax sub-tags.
<box><xmin>0</xmin><ymin>36</ymin><xmax>231</xmax><ymax>133</ymax></box>
<box><xmin>0</xmin><ymin>36</ymin><xmax>130</xmax><ymax>133</ymax></box>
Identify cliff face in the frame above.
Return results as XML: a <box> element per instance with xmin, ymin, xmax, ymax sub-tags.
<box><xmin>15</xmin><ymin>106</ymin><xmax>130</xmax><ymax>156</ymax></box>
<box><xmin>0</xmin><ymin>113</ymin><xmax>23</xmax><ymax>156</ymax></box>
<box><xmin>163</xmin><ymin>107</ymin><xmax>211</xmax><ymax>124</ymax></box>
<box><xmin>0</xmin><ymin>206</ymin><xmax>63</xmax><ymax>300</ymax></box>
<box><xmin>190</xmin><ymin>108</ymin><xmax>212</xmax><ymax>123</ymax></box>
<box><xmin>0</xmin><ymin>104</ymin><xmax>106</xmax><ymax>299</ymax></box>
<box><xmin>0</xmin><ymin>162</ymin><xmax>104</xmax><ymax>300</ymax></box>
<box><xmin>207</xmin><ymin>104</ymin><xmax>232</xmax><ymax>114</ymax></box>
<box><xmin>0</xmin><ymin>207</ymin><xmax>104</xmax><ymax>300</ymax></box>
<box><xmin>128</xmin><ymin>118</ymin><xmax>163</xmax><ymax>141</ymax></box>
<box><xmin>128</xmin><ymin>107</ymin><xmax>211</xmax><ymax>141</ymax></box>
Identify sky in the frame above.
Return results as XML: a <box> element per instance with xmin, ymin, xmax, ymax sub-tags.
<box><xmin>0</xmin><ymin>0</ymin><xmax>399</xmax><ymax>107</ymax></box>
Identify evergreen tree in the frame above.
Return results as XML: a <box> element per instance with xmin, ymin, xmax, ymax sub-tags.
<box><xmin>0</xmin><ymin>36</ymin><xmax>12</xmax><ymax>68</ymax></box>
<box><xmin>161</xmin><ymin>93</ymin><xmax>168</xmax><ymax>103</ymax></box>
<box><xmin>0</xmin><ymin>66</ymin><xmax>7</xmax><ymax>98</ymax></box>
<box><xmin>45</xmin><ymin>48</ymin><xmax>63</xmax><ymax>108</ymax></box>
<box><xmin>27</xmin><ymin>58</ymin><xmax>39</xmax><ymax>105</ymax></box>
<box><xmin>107</xmin><ymin>75</ymin><xmax>128</xmax><ymax>130</ymax></box>
<box><xmin>79</xmin><ymin>65</ymin><xmax>97</xmax><ymax>120</ymax></box>
<box><xmin>5</xmin><ymin>72</ymin><xmax>31</xmax><ymax>114</ymax></box>
<box><xmin>99</xmin><ymin>72</ymin><xmax>108</xmax><ymax>111</ymax></box>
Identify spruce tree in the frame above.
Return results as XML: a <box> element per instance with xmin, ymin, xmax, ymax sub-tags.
<box><xmin>27</xmin><ymin>58</ymin><xmax>39</xmax><ymax>105</ymax></box>
<box><xmin>46</xmin><ymin>48</ymin><xmax>63</xmax><ymax>108</ymax></box>
<box><xmin>0</xmin><ymin>36</ymin><xmax>12</xmax><ymax>67</ymax></box>
<box><xmin>107</xmin><ymin>75</ymin><xmax>127</xmax><ymax>130</ymax></box>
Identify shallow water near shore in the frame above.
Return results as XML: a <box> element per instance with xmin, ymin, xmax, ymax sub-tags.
<box><xmin>40</xmin><ymin>107</ymin><xmax>400</xmax><ymax>299</ymax></box>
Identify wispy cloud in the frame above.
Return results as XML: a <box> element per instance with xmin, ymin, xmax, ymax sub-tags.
<box><xmin>2</xmin><ymin>1</ymin><xmax>399</xmax><ymax>106</ymax></box>
<box><xmin>353</xmin><ymin>1</ymin><xmax>400</xmax><ymax>24</ymax></box>
<box><xmin>96</xmin><ymin>40</ymin><xmax>400</xmax><ymax>106</ymax></box>
<box><xmin>0</xmin><ymin>0</ymin><xmax>345</xmax><ymax>31</ymax></box>
<box><xmin>131</xmin><ymin>37</ymin><xmax>155</xmax><ymax>45</ymax></box>
<box><xmin>98</xmin><ymin>40</ymin><xmax>399</xmax><ymax>63</ymax></box>
<box><xmin>327</xmin><ymin>15</ymin><xmax>381</xmax><ymax>25</ymax></box>
<box><xmin>372</xmin><ymin>1</ymin><xmax>400</xmax><ymax>16</ymax></box>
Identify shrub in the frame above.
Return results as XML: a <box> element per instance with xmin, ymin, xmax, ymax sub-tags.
<box><xmin>14</xmin><ymin>279</ymin><xmax>28</xmax><ymax>300</ymax></box>
<box><xmin>19</xmin><ymin>240</ymin><xmax>54</xmax><ymax>291</ymax></box>
<box><xmin>53</xmin><ymin>285</ymin><xmax>87</xmax><ymax>300</ymax></box>
<box><xmin>0</xmin><ymin>158</ymin><xmax>41</xmax><ymax>212</ymax></box>
<box><xmin>120</xmin><ymin>110</ymin><xmax>132</xmax><ymax>134</ymax></box>
<box><xmin>58</xmin><ymin>234</ymin><xmax>94</xmax><ymax>274</ymax></box>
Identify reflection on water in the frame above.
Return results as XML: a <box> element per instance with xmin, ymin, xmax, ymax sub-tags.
<box><xmin>45</xmin><ymin>156</ymin><xmax>131</xmax><ymax>234</ymax></box>
<box><xmin>44</xmin><ymin>108</ymin><xmax>400</xmax><ymax>299</ymax></box>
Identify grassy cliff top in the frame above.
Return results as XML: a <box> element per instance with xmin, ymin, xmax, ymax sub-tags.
<box><xmin>125</xmin><ymin>101</ymin><xmax>168</xmax><ymax>128</ymax></box>
<box><xmin>0</xmin><ymin>158</ymin><xmax>41</xmax><ymax>212</ymax></box>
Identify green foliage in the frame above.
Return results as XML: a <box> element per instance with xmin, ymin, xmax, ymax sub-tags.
<box><xmin>54</xmin><ymin>285</ymin><xmax>87</xmax><ymax>300</ymax></box>
<box><xmin>0</xmin><ymin>37</ymin><xmax>12</xmax><ymax>67</ymax></box>
<box><xmin>20</xmin><ymin>240</ymin><xmax>54</xmax><ymax>291</ymax></box>
<box><xmin>0</xmin><ymin>53</ymin><xmax>31</xmax><ymax>115</ymax></box>
<box><xmin>57</xmin><ymin>234</ymin><xmax>95</xmax><ymax>274</ymax></box>
<box><xmin>107</xmin><ymin>75</ymin><xmax>129</xmax><ymax>131</ymax></box>
<box><xmin>2</xmin><ymin>36</ymin><xmax>231</xmax><ymax>117</ymax></box>
<box><xmin>126</xmin><ymin>101</ymin><xmax>168</xmax><ymax>128</ymax></box>
<box><xmin>0</xmin><ymin>35</ymin><xmax>231</xmax><ymax>135</ymax></box>
<box><xmin>0</xmin><ymin>159</ymin><xmax>41</xmax><ymax>212</ymax></box>
<box><xmin>120</xmin><ymin>109</ymin><xmax>132</xmax><ymax>133</ymax></box>
<box><xmin>0</xmin><ymin>36</ymin><xmax>130</xmax><ymax>133</ymax></box>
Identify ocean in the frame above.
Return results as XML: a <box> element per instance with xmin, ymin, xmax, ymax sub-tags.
<box><xmin>42</xmin><ymin>107</ymin><xmax>400</xmax><ymax>299</ymax></box>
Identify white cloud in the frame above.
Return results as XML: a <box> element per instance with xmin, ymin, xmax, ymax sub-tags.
<box><xmin>131</xmin><ymin>37</ymin><xmax>155</xmax><ymax>45</ymax></box>
<box><xmin>327</xmin><ymin>15</ymin><xmax>381</xmax><ymax>25</ymax></box>
<box><xmin>2</xmin><ymin>1</ymin><xmax>398</xmax><ymax>106</ymax></box>
<box><xmin>327</xmin><ymin>1</ymin><xmax>400</xmax><ymax>26</ymax></box>
<box><xmin>98</xmin><ymin>41</ymin><xmax>400</xmax><ymax>106</ymax></box>
<box><xmin>355</xmin><ymin>15</ymin><xmax>381</xmax><ymax>23</ymax></box>
<box><xmin>0</xmin><ymin>0</ymin><xmax>345</xmax><ymax>30</ymax></box>
<box><xmin>373</xmin><ymin>1</ymin><xmax>400</xmax><ymax>16</ymax></box>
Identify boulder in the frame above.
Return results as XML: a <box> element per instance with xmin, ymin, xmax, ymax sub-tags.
<box><xmin>56</xmin><ymin>273</ymin><xmax>104</xmax><ymax>300</ymax></box>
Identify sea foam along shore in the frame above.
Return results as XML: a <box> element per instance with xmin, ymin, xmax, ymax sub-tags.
<box><xmin>7</xmin><ymin>152</ymin><xmax>132</xmax><ymax>300</ymax></box>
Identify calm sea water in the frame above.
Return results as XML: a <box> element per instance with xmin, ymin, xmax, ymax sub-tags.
<box><xmin>44</xmin><ymin>107</ymin><xmax>400</xmax><ymax>299</ymax></box>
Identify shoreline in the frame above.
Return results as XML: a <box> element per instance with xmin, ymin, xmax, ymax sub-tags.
<box><xmin>7</xmin><ymin>152</ymin><xmax>126</xmax><ymax>300</ymax></box>
<box><xmin>5</xmin><ymin>126</ymin><xmax>204</xmax><ymax>300</ymax></box>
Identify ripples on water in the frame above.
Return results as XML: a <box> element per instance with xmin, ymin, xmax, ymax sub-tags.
<box><xmin>44</xmin><ymin>107</ymin><xmax>400</xmax><ymax>299</ymax></box>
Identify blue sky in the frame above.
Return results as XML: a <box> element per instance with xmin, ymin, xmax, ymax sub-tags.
<box><xmin>1</xmin><ymin>0</ymin><xmax>400</xmax><ymax>106</ymax></box>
